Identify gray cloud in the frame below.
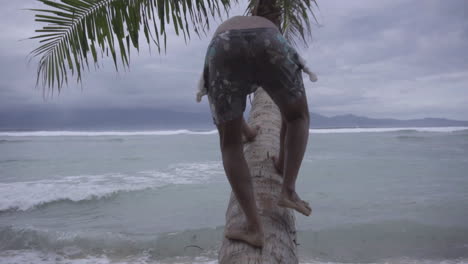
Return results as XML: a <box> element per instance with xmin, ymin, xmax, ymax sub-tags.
<box><xmin>303</xmin><ymin>0</ymin><xmax>468</xmax><ymax>119</ymax></box>
<box><xmin>0</xmin><ymin>0</ymin><xmax>467</xmax><ymax>121</ymax></box>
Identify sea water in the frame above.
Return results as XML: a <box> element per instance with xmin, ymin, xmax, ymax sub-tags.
<box><xmin>1</xmin><ymin>127</ymin><xmax>468</xmax><ymax>264</ymax></box>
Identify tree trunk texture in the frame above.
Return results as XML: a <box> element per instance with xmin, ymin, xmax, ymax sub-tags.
<box><xmin>218</xmin><ymin>88</ymin><xmax>299</xmax><ymax>264</ymax></box>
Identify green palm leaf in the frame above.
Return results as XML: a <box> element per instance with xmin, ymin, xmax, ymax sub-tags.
<box><xmin>30</xmin><ymin>0</ymin><xmax>318</xmax><ymax>92</ymax></box>
<box><xmin>30</xmin><ymin>0</ymin><xmax>233</xmax><ymax>91</ymax></box>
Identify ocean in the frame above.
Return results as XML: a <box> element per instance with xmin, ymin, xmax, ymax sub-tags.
<box><xmin>1</xmin><ymin>127</ymin><xmax>468</xmax><ymax>264</ymax></box>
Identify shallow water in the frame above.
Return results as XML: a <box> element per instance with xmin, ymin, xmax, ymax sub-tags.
<box><xmin>1</xmin><ymin>127</ymin><xmax>468</xmax><ymax>263</ymax></box>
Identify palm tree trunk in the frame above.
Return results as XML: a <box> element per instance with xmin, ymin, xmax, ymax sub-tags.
<box><xmin>218</xmin><ymin>88</ymin><xmax>299</xmax><ymax>264</ymax></box>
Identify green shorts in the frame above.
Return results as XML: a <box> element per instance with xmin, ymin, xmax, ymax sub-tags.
<box><xmin>202</xmin><ymin>27</ymin><xmax>305</xmax><ymax>125</ymax></box>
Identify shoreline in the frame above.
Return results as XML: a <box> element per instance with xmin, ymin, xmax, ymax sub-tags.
<box><xmin>1</xmin><ymin>126</ymin><xmax>467</xmax><ymax>137</ymax></box>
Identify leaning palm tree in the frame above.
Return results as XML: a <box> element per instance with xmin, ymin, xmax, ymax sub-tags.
<box><xmin>30</xmin><ymin>0</ymin><xmax>318</xmax><ymax>263</ymax></box>
<box><xmin>30</xmin><ymin>0</ymin><xmax>317</xmax><ymax>91</ymax></box>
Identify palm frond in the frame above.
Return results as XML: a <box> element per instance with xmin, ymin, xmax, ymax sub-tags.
<box><xmin>246</xmin><ymin>0</ymin><xmax>319</xmax><ymax>47</ymax></box>
<box><xmin>30</xmin><ymin>0</ymin><xmax>234</xmax><ymax>92</ymax></box>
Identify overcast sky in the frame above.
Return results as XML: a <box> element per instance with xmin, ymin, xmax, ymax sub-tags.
<box><xmin>0</xmin><ymin>0</ymin><xmax>467</xmax><ymax>120</ymax></box>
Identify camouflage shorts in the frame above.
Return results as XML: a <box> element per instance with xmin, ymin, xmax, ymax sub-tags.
<box><xmin>202</xmin><ymin>27</ymin><xmax>305</xmax><ymax>125</ymax></box>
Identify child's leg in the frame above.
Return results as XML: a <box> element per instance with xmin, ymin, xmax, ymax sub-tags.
<box><xmin>217</xmin><ymin>116</ymin><xmax>264</xmax><ymax>248</ymax></box>
<box><xmin>275</xmin><ymin>95</ymin><xmax>311</xmax><ymax>216</ymax></box>
<box><xmin>205</xmin><ymin>28</ymin><xmax>265</xmax><ymax>247</ymax></box>
<box><xmin>261</xmin><ymin>86</ymin><xmax>311</xmax><ymax>216</ymax></box>
<box><xmin>272</xmin><ymin>116</ymin><xmax>286</xmax><ymax>175</ymax></box>
<box><xmin>254</xmin><ymin>29</ymin><xmax>312</xmax><ymax>216</ymax></box>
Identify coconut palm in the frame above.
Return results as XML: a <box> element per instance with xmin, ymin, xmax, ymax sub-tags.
<box><xmin>30</xmin><ymin>0</ymin><xmax>317</xmax><ymax>91</ymax></box>
<box><xmin>30</xmin><ymin>0</ymin><xmax>318</xmax><ymax>263</ymax></box>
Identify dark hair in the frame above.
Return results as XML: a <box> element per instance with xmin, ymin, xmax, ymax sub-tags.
<box><xmin>252</xmin><ymin>0</ymin><xmax>281</xmax><ymax>25</ymax></box>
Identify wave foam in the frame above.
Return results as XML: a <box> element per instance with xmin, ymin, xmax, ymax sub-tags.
<box><xmin>0</xmin><ymin>162</ymin><xmax>222</xmax><ymax>212</ymax></box>
<box><xmin>309</xmin><ymin>127</ymin><xmax>468</xmax><ymax>133</ymax></box>
<box><xmin>2</xmin><ymin>223</ymin><xmax>468</xmax><ymax>264</ymax></box>
<box><xmin>0</xmin><ymin>250</ymin><xmax>220</xmax><ymax>264</ymax></box>
<box><xmin>301</xmin><ymin>258</ymin><xmax>468</xmax><ymax>264</ymax></box>
<box><xmin>1</xmin><ymin>250</ymin><xmax>467</xmax><ymax>264</ymax></box>
<box><xmin>1</xmin><ymin>127</ymin><xmax>467</xmax><ymax>137</ymax></box>
<box><xmin>0</xmin><ymin>130</ymin><xmax>218</xmax><ymax>137</ymax></box>
<box><xmin>0</xmin><ymin>250</ymin><xmax>154</xmax><ymax>264</ymax></box>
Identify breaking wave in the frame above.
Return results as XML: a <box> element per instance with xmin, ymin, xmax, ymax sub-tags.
<box><xmin>0</xmin><ymin>130</ymin><xmax>218</xmax><ymax>137</ymax></box>
<box><xmin>1</xmin><ymin>221</ymin><xmax>468</xmax><ymax>264</ymax></box>
<box><xmin>1</xmin><ymin>127</ymin><xmax>468</xmax><ymax>137</ymax></box>
<box><xmin>309</xmin><ymin>127</ymin><xmax>468</xmax><ymax>134</ymax></box>
<box><xmin>0</xmin><ymin>162</ymin><xmax>223</xmax><ymax>212</ymax></box>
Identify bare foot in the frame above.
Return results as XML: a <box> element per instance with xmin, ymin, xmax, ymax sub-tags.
<box><xmin>271</xmin><ymin>155</ymin><xmax>283</xmax><ymax>175</ymax></box>
<box><xmin>278</xmin><ymin>191</ymin><xmax>312</xmax><ymax>216</ymax></box>
<box><xmin>225</xmin><ymin>226</ymin><xmax>264</xmax><ymax>248</ymax></box>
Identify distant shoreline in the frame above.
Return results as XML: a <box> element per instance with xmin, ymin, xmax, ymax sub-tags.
<box><xmin>1</xmin><ymin>127</ymin><xmax>467</xmax><ymax>137</ymax></box>
<box><xmin>2</xmin><ymin>111</ymin><xmax>468</xmax><ymax>132</ymax></box>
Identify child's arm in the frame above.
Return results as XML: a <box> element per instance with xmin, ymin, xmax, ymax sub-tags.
<box><xmin>297</xmin><ymin>54</ymin><xmax>318</xmax><ymax>82</ymax></box>
<box><xmin>196</xmin><ymin>74</ymin><xmax>207</xmax><ymax>102</ymax></box>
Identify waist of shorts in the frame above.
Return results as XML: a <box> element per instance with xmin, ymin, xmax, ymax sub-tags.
<box><xmin>213</xmin><ymin>27</ymin><xmax>279</xmax><ymax>39</ymax></box>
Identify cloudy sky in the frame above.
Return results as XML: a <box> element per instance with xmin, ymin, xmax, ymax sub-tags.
<box><xmin>1</xmin><ymin>0</ymin><xmax>467</xmax><ymax>121</ymax></box>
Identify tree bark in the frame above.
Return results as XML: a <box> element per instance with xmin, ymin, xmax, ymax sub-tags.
<box><xmin>218</xmin><ymin>88</ymin><xmax>299</xmax><ymax>264</ymax></box>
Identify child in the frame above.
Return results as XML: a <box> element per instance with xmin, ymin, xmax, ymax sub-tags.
<box><xmin>196</xmin><ymin>13</ymin><xmax>316</xmax><ymax>248</ymax></box>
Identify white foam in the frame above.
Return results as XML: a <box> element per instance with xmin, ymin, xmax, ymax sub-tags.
<box><xmin>0</xmin><ymin>250</ymin><xmax>218</xmax><ymax>264</ymax></box>
<box><xmin>1</xmin><ymin>251</ymin><xmax>467</xmax><ymax>264</ymax></box>
<box><xmin>309</xmin><ymin>127</ymin><xmax>468</xmax><ymax>134</ymax></box>
<box><xmin>0</xmin><ymin>250</ymin><xmax>150</xmax><ymax>264</ymax></box>
<box><xmin>0</xmin><ymin>162</ymin><xmax>222</xmax><ymax>212</ymax></box>
<box><xmin>1</xmin><ymin>127</ymin><xmax>467</xmax><ymax>137</ymax></box>
<box><xmin>0</xmin><ymin>130</ymin><xmax>218</xmax><ymax>137</ymax></box>
<box><xmin>301</xmin><ymin>258</ymin><xmax>468</xmax><ymax>264</ymax></box>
